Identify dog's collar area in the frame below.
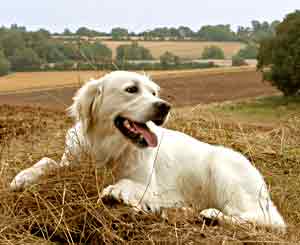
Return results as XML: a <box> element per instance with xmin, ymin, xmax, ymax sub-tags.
<box><xmin>114</xmin><ymin>116</ymin><xmax>158</xmax><ymax>148</ymax></box>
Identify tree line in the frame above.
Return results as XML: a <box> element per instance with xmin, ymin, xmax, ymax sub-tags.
<box><xmin>140</xmin><ymin>22</ymin><xmax>278</xmax><ymax>42</ymax></box>
<box><xmin>0</xmin><ymin>23</ymin><xmax>260</xmax><ymax>76</ymax></box>
<box><xmin>0</xmin><ymin>25</ymin><xmax>114</xmax><ymax>75</ymax></box>
<box><xmin>51</xmin><ymin>20</ymin><xmax>278</xmax><ymax>42</ymax></box>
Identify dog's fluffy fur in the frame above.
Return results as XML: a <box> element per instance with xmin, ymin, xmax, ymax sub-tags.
<box><xmin>10</xmin><ymin>71</ymin><xmax>286</xmax><ymax>231</ymax></box>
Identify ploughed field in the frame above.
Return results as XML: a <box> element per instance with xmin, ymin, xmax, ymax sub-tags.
<box><xmin>0</xmin><ymin>67</ymin><xmax>277</xmax><ymax>109</ymax></box>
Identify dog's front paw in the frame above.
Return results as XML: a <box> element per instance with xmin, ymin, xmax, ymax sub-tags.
<box><xmin>100</xmin><ymin>184</ymin><xmax>141</xmax><ymax>207</ymax></box>
<box><xmin>10</xmin><ymin>168</ymin><xmax>38</xmax><ymax>191</ymax></box>
<box><xmin>200</xmin><ymin>208</ymin><xmax>221</xmax><ymax>219</ymax></box>
<box><xmin>100</xmin><ymin>184</ymin><xmax>160</xmax><ymax>213</ymax></box>
<box><xmin>199</xmin><ymin>208</ymin><xmax>223</xmax><ymax>226</ymax></box>
<box><xmin>100</xmin><ymin>185</ymin><xmax>125</xmax><ymax>202</ymax></box>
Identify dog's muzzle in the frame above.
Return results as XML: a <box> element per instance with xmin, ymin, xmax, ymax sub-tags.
<box><xmin>152</xmin><ymin>101</ymin><xmax>171</xmax><ymax>126</ymax></box>
<box><xmin>114</xmin><ymin>101</ymin><xmax>171</xmax><ymax>148</ymax></box>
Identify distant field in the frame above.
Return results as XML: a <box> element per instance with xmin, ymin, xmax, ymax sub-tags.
<box><xmin>0</xmin><ymin>71</ymin><xmax>104</xmax><ymax>94</ymax></box>
<box><xmin>102</xmin><ymin>41</ymin><xmax>245</xmax><ymax>59</ymax></box>
<box><xmin>0</xmin><ymin>67</ymin><xmax>255</xmax><ymax>93</ymax></box>
<box><xmin>0</xmin><ymin>67</ymin><xmax>278</xmax><ymax>110</ymax></box>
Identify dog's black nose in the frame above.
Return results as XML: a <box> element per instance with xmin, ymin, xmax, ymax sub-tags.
<box><xmin>154</xmin><ymin>101</ymin><xmax>171</xmax><ymax>116</ymax></box>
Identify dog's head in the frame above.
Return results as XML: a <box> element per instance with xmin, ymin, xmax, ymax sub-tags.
<box><xmin>69</xmin><ymin>71</ymin><xmax>171</xmax><ymax>148</ymax></box>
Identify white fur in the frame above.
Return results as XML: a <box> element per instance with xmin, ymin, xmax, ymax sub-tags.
<box><xmin>10</xmin><ymin>71</ymin><xmax>286</xmax><ymax>232</ymax></box>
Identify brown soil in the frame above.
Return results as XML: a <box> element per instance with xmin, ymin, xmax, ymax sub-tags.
<box><xmin>0</xmin><ymin>70</ymin><xmax>278</xmax><ymax>110</ymax></box>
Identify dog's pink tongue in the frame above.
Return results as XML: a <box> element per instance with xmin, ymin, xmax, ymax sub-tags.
<box><xmin>133</xmin><ymin>123</ymin><xmax>158</xmax><ymax>147</ymax></box>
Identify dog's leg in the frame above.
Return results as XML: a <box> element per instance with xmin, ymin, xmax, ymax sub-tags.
<box><xmin>200</xmin><ymin>199</ymin><xmax>286</xmax><ymax>233</ymax></box>
<box><xmin>100</xmin><ymin>178</ymin><xmax>161</xmax><ymax>213</ymax></box>
<box><xmin>10</xmin><ymin>153</ymin><xmax>70</xmax><ymax>191</ymax></box>
<box><xmin>206</xmin><ymin>147</ymin><xmax>286</xmax><ymax>232</ymax></box>
<box><xmin>200</xmin><ymin>208</ymin><xmax>241</xmax><ymax>225</ymax></box>
<box><xmin>229</xmin><ymin>201</ymin><xmax>286</xmax><ymax>233</ymax></box>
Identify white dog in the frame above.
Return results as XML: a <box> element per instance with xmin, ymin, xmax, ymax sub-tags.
<box><xmin>10</xmin><ymin>71</ymin><xmax>286</xmax><ymax>231</ymax></box>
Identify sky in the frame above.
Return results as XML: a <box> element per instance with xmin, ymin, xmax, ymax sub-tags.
<box><xmin>0</xmin><ymin>0</ymin><xmax>298</xmax><ymax>33</ymax></box>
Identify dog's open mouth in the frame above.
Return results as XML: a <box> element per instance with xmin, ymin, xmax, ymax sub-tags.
<box><xmin>114</xmin><ymin>116</ymin><xmax>158</xmax><ymax>148</ymax></box>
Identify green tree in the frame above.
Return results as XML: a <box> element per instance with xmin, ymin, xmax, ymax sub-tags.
<box><xmin>140</xmin><ymin>27</ymin><xmax>193</xmax><ymax>40</ymax></box>
<box><xmin>232</xmin><ymin>55</ymin><xmax>247</xmax><ymax>66</ymax></box>
<box><xmin>197</xmin><ymin>25</ymin><xmax>237</xmax><ymax>41</ymax></box>
<box><xmin>0</xmin><ymin>50</ymin><xmax>10</xmax><ymax>76</ymax></box>
<box><xmin>55</xmin><ymin>60</ymin><xmax>75</xmax><ymax>70</ymax></box>
<box><xmin>63</xmin><ymin>28</ymin><xmax>73</xmax><ymax>36</ymax></box>
<box><xmin>257</xmin><ymin>38</ymin><xmax>274</xmax><ymax>69</ymax></box>
<box><xmin>34</xmin><ymin>41</ymin><xmax>79</xmax><ymax>63</ymax></box>
<box><xmin>116</xmin><ymin>42</ymin><xmax>153</xmax><ymax>61</ymax></box>
<box><xmin>201</xmin><ymin>46</ymin><xmax>225</xmax><ymax>59</ymax></box>
<box><xmin>80</xmin><ymin>42</ymin><xmax>112</xmax><ymax>63</ymax></box>
<box><xmin>1</xmin><ymin>31</ymin><xmax>26</xmax><ymax>57</ymax></box>
<box><xmin>236</xmin><ymin>44</ymin><xmax>258</xmax><ymax>59</ymax></box>
<box><xmin>47</xmin><ymin>44</ymin><xmax>66</xmax><ymax>63</ymax></box>
<box><xmin>178</xmin><ymin>26</ymin><xmax>194</xmax><ymax>39</ymax></box>
<box><xmin>257</xmin><ymin>10</ymin><xmax>300</xmax><ymax>96</ymax></box>
<box><xmin>76</xmin><ymin>27</ymin><xmax>104</xmax><ymax>37</ymax></box>
<box><xmin>58</xmin><ymin>43</ymin><xmax>79</xmax><ymax>60</ymax></box>
<box><xmin>236</xmin><ymin>26</ymin><xmax>251</xmax><ymax>42</ymax></box>
<box><xmin>111</xmin><ymin>27</ymin><xmax>129</xmax><ymax>40</ymax></box>
<box><xmin>10</xmin><ymin>24</ymin><xmax>26</xmax><ymax>32</ymax></box>
<box><xmin>236</xmin><ymin>20</ymin><xmax>279</xmax><ymax>43</ymax></box>
<box><xmin>10</xmin><ymin>48</ymin><xmax>41</xmax><ymax>71</ymax></box>
<box><xmin>37</xmin><ymin>28</ymin><xmax>51</xmax><ymax>38</ymax></box>
<box><xmin>76</xmin><ymin>27</ymin><xmax>93</xmax><ymax>36</ymax></box>
<box><xmin>249</xmin><ymin>20</ymin><xmax>279</xmax><ymax>42</ymax></box>
<box><xmin>160</xmin><ymin>51</ymin><xmax>180</xmax><ymax>67</ymax></box>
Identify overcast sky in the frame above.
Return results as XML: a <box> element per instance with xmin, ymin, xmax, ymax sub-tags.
<box><xmin>0</xmin><ymin>1</ymin><xmax>298</xmax><ymax>33</ymax></box>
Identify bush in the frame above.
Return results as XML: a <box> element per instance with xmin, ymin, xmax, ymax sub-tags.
<box><xmin>55</xmin><ymin>60</ymin><xmax>76</xmax><ymax>71</ymax></box>
<box><xmin>116</xmin><ymin>42</ymin><xmax>153</xmax><ymax>61</ymax></box>
<box><xmin>160</xmin><ymin>51</ymin><xmax>181</xmax><ymax>68</ymax></box>
<box><xmin>9</xmin><ymin>48</ymin><xmax>41</xmax><ymax>71</ymax></box>
<box><xmin>46</xmin><ymin>43</ymin><xmax>66</xmax><ymax>63</ymax></box>
<box><xmin>257</xmin><ymin>10</ymin><xmax>300</xmax><ymax>96</ymax></box>
<box><xmin>80</xmin><ymin>42</ymin><xmax>112</xmax><ymax>63</ymax></box>
<box><xmin>232</xmin><ymin>55</ymin><xmax>247</xmax><ymax>66</ymax></box>
<box><xmin>237</xmin><ymin>44</ymin><xmax>258</xmax><ymax>59</ymax></box>
<box><xmin>0</xmin><ymin>50</ymin><xmax>10</xmax><ymax>76</ymax></box>
<box><xmin>201</xmin><ymin>46</ymin><xmax>225</xmax><ymax>59</ymax></box>
<box><xmin>111</xmin><ymin>27</ymin><xmax>129</xmax><ymax>40</ymax></box>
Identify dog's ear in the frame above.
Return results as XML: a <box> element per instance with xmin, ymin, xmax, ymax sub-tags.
<box><xmin>68</xmin><ymin>79</ymin><xmax>103</xmax><ymax>132</ymax></box>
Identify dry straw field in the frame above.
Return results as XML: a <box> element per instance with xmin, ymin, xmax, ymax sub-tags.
<box><xmin>0</xmin><ymin>95</ymin><xmax>300</xmax><ymax>243</ymax></box>
<box><xmin>102</xmin><ymin>41</ymin><xmax>244</xmax><ymax>59</ymax></box>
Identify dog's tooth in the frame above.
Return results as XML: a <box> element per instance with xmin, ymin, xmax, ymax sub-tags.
<box><xmin>124</xmin><ymin>120</ymin><xmax>130</xmax><ymax>128</ymax></box>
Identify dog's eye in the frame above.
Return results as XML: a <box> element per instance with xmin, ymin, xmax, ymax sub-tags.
<box><xmin>125</xmin><ymin>86</ymin><xmax>138</xmax><ymax>94</ymax></box>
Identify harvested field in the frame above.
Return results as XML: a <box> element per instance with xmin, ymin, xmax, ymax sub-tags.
<box><xmin>0</xmin><ymin>71</ymin><xmax>104</xmax><ymax>94</ymax></box>
<box><xmin>0</xmin><ymin>67</ymin><xmax>254</xmax><ymax>94</ymax></box>
<box><xmin>0</xmin><ymin>102</ymin><xmax>299</xmax><ymax>243</ymax></box>
<box><xmin>102</xmin><ymin>41</ymin><xmax>245</xmax><ymax>59</ymax></box>
<box><xmin>0</xmin><ymin>68</ymin><xmax>278</xmax><ymax>110</ymax></box>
